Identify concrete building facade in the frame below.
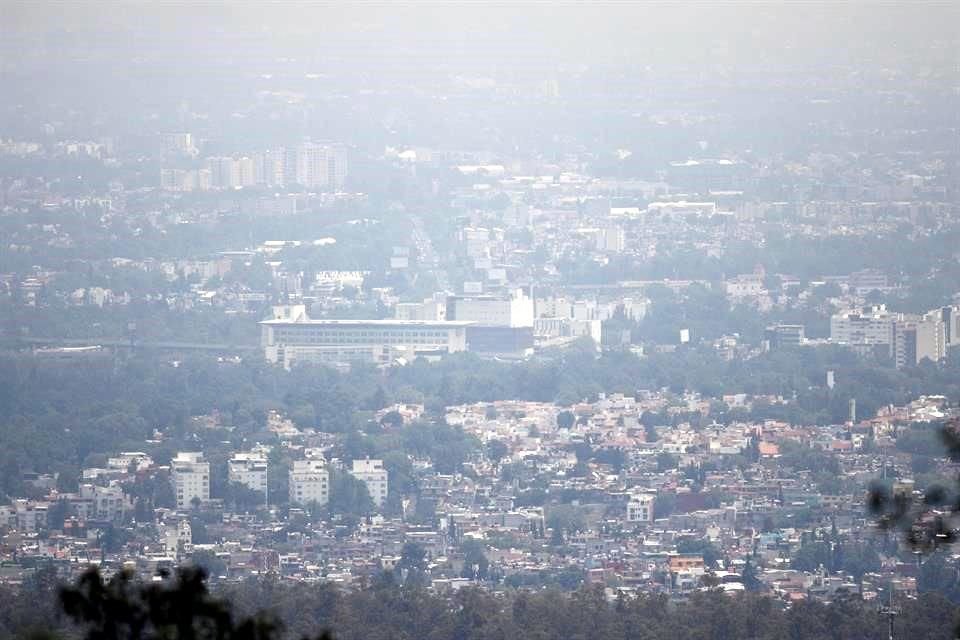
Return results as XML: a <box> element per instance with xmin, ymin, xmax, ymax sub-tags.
<box><xmin>172</xmin><ymin>452</ymin><xmax>210</xmax><ymax>509</ymax></box>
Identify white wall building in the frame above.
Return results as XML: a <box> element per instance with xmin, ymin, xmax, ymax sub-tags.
<box><xmin>228</xmin><ymin>453</ymin><xmax>269</xmax><ymax>502</ymax></box>
<box><xmin>725</xmin><ymin>273</ymin><xmax>765</xmax><ymax>299</ymax></box>
<box><xmin>596</xmin><ymin>226</ymin><xmax>625</xmax><ymax>252</ymax></box>
<box><xmin>107</xmin><ymin>451</ymin><xmax>154</xmax><ymax>472</ymax></box>
<box><xmin>172</xmin><ymin>452</ymin><xmax>210</xmax><ymax>509</ymax></box>
<box><xmin>894</xmin><ymin>313</ymin><xmax>947</xmax><ymax>368</ymax></box>
<box><xmin>830</xmin><ymin>305</ymin><xmax>897</xmax><ymax>350</ymax></box>
<box><xmin>261</xmin><ymin>307</ymin><xmax>470</xmax><ymax>369</ymax></box>
<box><xmin>163</xmin><ymin>520</ymin><xmax>193</xmax><ymax>559</ymax></box>
<box><xmin>289</xmin><ymin>459</ymin><xmax>330</xmax><ymax>507</ymax></box>
<box><xmin>395</xmin><ymin>297</ymin><xmax>447</xmax><ymax>321</ymax></box>
<box><xmin>446</xmin><ymin>289</ymin><xmax>534</xmax><ymax>327</ymax></box>
<box><xmin>351</xmin><ymin>459</ymin><xmax>389</xmax><ymax>508</ymax></box>
<box><xmin>295</xmin><ymin>142</ymin><xmax>348</xmax><ymax>189</ymax></box>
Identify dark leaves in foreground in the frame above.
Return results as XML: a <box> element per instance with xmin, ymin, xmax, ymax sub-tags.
<box><xmin>867</xmin><ymin>418</ymin><xmax>960</xmax><ymax>553</ymax></box>
<box><xmin>60</xmin><ymin>566</ymin><xmax>331</xmax><ymax>640</ymax></box>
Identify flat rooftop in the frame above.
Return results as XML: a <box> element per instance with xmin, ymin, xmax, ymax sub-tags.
<box><xmin>260</xmin><ymin>318</ymin><xmax>474</xmax><ymax>327</ymax></box>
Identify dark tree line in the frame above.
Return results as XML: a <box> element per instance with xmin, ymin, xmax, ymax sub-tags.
<box><xmin>3</xmin><ymin>565</ymin><xmax>959</xmax><ymax>640</ymax></box>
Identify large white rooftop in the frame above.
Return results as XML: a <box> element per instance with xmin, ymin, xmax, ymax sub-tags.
<box><xmin>260</xmin><ymin>318</ymin><xmax>474</xmax><ymax>327</ymax></box>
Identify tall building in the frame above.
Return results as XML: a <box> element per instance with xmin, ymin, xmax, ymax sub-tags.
<box><xmin>289</xmin><ymin>459</ymin><xmax>330</xmax><ymax>507</ymax></box>
<box><xmin>237</xmin><ymin>156</ymin><xmax>256</xmax><ymax>188</ymax></box>
<box><xmin>830</xmin><ymin>305</ymin><xmax>896</xmax><ymax>352</ymax></box>
<box><xmin>171</xmin><ymin>452</ymin><xmax>210</xmax><ymax>509</ymax></box>
<box><xmin>254</xmin><ymin>148</ymin><xmax>286</xmax><ymax>186</ymax></box>
<box><xmin>350</xmin><ymin>459</ymin><xmax>388</xmax><ymax>508</ymax></box>
<box><xmin>294</xmin><ymin>142</ymin><xmax>348</xmax><ymax>189</ymax></box>
<box><xmin>894</xmin><ymin>313</ymin><xmax>946</xmax><ymax>368</ymax></box>
<box><xmin>833</xmin><ymin>304</ymin><xmax>952</xmax><ymax>368</ymax></box>
<box><xmin>205</xmin><ymin>156</ymin><xmax>239</xmax><ymax>189</ymax></box>
<box><xmin>228</xmin><ymin>453</ymin><xmax>269</xmax><ymax>502</ymax></box>
<box><xmin>933</xmin><ymin>305</ymin><xmax>960</xmax><ymax>347</ymax></box>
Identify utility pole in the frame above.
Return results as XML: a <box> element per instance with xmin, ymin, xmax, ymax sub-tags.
<box><xmin>878</xmin><ymin>586</ymin><xmax>900</xmax><ymax>640</ymax></box>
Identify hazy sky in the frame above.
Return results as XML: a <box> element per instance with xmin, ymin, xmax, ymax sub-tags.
<box><xmin>4</xmin><ymin>1</ymin><xmax>959</xmax><ymax>72</ymax></box>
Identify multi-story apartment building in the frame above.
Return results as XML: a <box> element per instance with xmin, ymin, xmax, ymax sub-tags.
<box><xmin>69</xmin><ymin>484</ymin><xmax>132</xmax><ymax>523</ymax></box>
<box><xmin>350</xmin><ymin>459</ymin><xmax>388</xmax><ymax>508</ymax></box>
<box><xmin>294</xmin><ymin>142</ymin><xmax>348</xmax><ymax>189</ymax></box>
<box><xmin>932</xmin><ymin>305</ymin><xmax>960</xmax><ymax>347</ymax></box>
<box><xmin>830</xmin><ymin>305</ymin><xmax>897</xmax><ymax>350</ymax></box>
<box><xmin>171</xmin><ymin>452</ymin><xmax>210</xmax><ymax>509</ymax></box>
<box><xmin>228</xmin><ymin>453</ymin><xmax>269</xmax><ymax>502</ymax></box>
<box><xmin>253</xmin><ymin>148</ymin><xmax>286</xmax><ymax>186</ymax></box>
<box><xmin>894</xmin><ymin>312</ymin><xmax>947</xmax><ymax>368</ymax></box>
<box><xmin>833</xmin><ymin>305</ymin><xmax>951</xmax><ymax>368</ymax></box>
<box><xmin>288</xmin><ymin>459</ymin><xmax>330</xmax><ymax>507</ymax></box>
<box><xmin>205</xmin><ymin>156</ymin><xmax>240</xmax><ymax>189</ymax></box>
<box><xmin>626</xmin><ymin>493</ymin><xmax>656</xmax><ymax>524</ymax></box>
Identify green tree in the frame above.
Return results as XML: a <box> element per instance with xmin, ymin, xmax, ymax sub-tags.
<box><xmin>460</xmin><ymin>539</ymin><xmax>490</xmax><ymax>580</ymax></box>
<box><xmin>328</xmin><ymin>470</ymin><xmax>374</xmax><ymax>517</ymax></box>
<box><xmin>486</xmin><ymin>439</ymin><xmax>508</xmax><ymax>468</ymax></box>
<box><xmin>397</xmin><ymin>542</ymin><xmax>429</xmax><ymax>588</ymax></box>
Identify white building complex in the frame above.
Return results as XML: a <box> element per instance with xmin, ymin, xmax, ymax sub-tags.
<box><xmin>830</xmin><ymin>305</ymin><xmax>897</xmax><ymax>348</ymax></box>
<box><xmin>171</xmin><ymin>452</ymin><xmax>210</xmax><ymax>509</ymax></box>
<box><xmin>288</xmin><ymin>459</ymin><xmax>330</xmax><ymax>507</ymax></box>
<box><xmin>228</xmin><ymin>453</ymin><xmax>269</xmax><ymax>502</ymax></box>
<box><xmin>350</xmin><ymin>459</ymin><xmax>389</xmax><ymax>508</ymax></box>
<box><xmin>831</xmin><ymin>304</ymin><xmax>959</xmax><ymax>368</ymax></box>
<box><xmin>261</xmin><ymin>305</ymin><xmax>470</xmax><ymax>368</ymax></box>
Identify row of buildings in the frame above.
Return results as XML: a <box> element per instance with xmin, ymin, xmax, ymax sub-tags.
<box><xmin>172</xmin><ymin>451</ymin><xmax>386</xmax><ymax>510</ymax></box>
<box><xmin>160</xmin><ymin>141</ymin><xmax>348</xmax><ymax>192</ymax></box>
<box><xmin>259</xmin><ymin>290</ymin><xmax>617</xmax><ymax>368</ymax></box>
<box><xmin>830</xmin><ymin>304</ymin><xmax>960</xmax><ymax>367</ymax></box>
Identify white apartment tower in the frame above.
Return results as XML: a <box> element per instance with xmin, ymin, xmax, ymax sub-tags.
<box><xmin>350</xmin><ymin>459</ymin><xmax>388</xmax><ymax>508</ymax></box>
<box><xmin>205</xmin><ymin>156</ymin><xmax>239</xmax><ymax>189</ymax></box>
<box><xmin>295</xmin><ymin>142</ymin><xmax>348</xmax><ymax>189</ymax></box>
<box><xmin>288</xmin><ymin>459</ymin><xmax>330</xmax><ymax>507</ymax></box>
<box><xmin>254</xmin><ymin>148</ymin><xmax>286</xmax><ymax>186</ymax></box>
<box><xmin>228</xmin><ymin>453</ymin><xmax>269</xmax><ymax>502</ymax></box>
<box><xmin>894</xmin><ymin>312</ymin><xmax>947</xmax><ymax>368</ymax></box>
<box><xmin>171</xmin><ymin>452</ymin><xmax>210</xmax><ymax>509</ymax></box>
